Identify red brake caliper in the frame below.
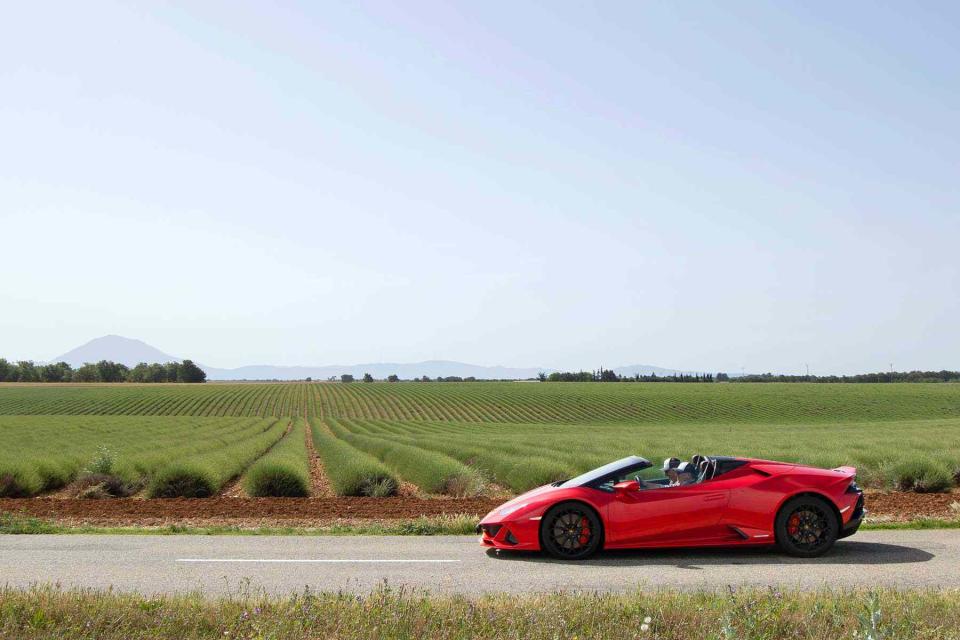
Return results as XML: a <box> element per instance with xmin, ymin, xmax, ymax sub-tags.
<box><xmin>578</xmin><ymin>517</ymin><xmax>591</xmax><ymax>545</ymax></box>
<box><xmin>787</xmin><ymin>514</ymin><xmax>800</xmax><ymax>536</ymax></box>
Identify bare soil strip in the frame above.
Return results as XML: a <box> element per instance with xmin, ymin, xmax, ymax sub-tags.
<box><xmin>1</xmin><ymin>492</ymin><xmax>955</xmax><ymax>529</ymax></box>
<box><xmin>303</xmin><ymin>417</ymin><xmax>333</xmax><ymax>498</ymax></box>
<box><xmin>865</xmin><ymin>490</ymin><xmax>959</xmax><ymax>520</ymax></box>
<box><xmin>2</xmin><ymin>497</ymin><xmax>502</xmax><ymax>527</ymax></box>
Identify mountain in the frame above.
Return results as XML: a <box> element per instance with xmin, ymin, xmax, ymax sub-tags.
<box><xmin>202</xmin><ymin>361</ymin><xmax>546</xmax><ymax>381</ymax></box>
<box><xmin>46</xmin><ymin>336</ymin><xmax>547</xmax><ymax>380</ymax></box>
<box><xmin>50</xmin><ymin>335</ymin><xmax>180</xmax><ymax>368</ymax></box>
<box><xmin>47</xmin><ymin>336</ymin><xmax>701</xmax><ymax>380</ymax></box>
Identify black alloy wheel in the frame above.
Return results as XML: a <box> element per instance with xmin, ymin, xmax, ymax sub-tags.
<box><xmin>775</xmin><ymin>495</ymin><xmax>839</xmax><ymax>558</ymax></box>
<box><xmin>540</xmin><ymin>502</ymin><xmax>603</xmax><ymax>560</ymax></box>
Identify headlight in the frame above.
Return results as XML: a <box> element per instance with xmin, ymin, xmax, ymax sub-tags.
<box><xmin>498</xmin><ymin>502</ymin><xmax>529</xmax><ymax>517</ymax></box>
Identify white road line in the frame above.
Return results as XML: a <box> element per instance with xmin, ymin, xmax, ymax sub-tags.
<box><xmin>176</xmin><ymin>558</ymin><xmax>461</xmax><ymax>564</ymax></box>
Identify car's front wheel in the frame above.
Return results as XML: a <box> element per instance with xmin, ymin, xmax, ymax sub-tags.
<box><xmin>540</xmin><ymin>502</ymin><xmax>602</xmax><ymax>560</ymax></box>
<box><xmin>775</xmin><ymin>495</ymin><xmax>839</xmax><ymax>558</ymax></box>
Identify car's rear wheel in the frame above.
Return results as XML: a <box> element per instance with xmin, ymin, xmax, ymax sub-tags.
<box><xmin>775</xmin><ymin>495</ymin><xmax>839</xmax><ymax>558</ymax></box>
<box><xmin>540</xmin><ymin>502</ymin><xmax>602</xmax><ymax>560</ymax></box>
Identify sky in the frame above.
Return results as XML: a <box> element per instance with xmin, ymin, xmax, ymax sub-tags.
<box><xmin>1</xmin><ymin>1</ymin><xmax>958</xmax><ymax>374</ymax></box>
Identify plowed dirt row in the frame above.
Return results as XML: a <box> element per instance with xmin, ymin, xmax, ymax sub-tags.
<box><xmin>1</xmin><ymin>497</ymin><xmax>503</xmax><ymax>526</ymax></box>
<box><xmin>866</xmin><ymin>490</ymin><xmax>959</xmax><ymax>519</ymax></box>
<box><xmin>0</xmin><ymin>492</ymin><xmax>955</xmax><ymax>528</ymax></box>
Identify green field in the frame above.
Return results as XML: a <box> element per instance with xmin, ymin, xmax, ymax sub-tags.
<box><xmin>1</xmin><ymin>382</ymin><xmax>959</xmax><ymax>498</ymax></box>
<box><xmin>3</xmin><ymin>381</ymin><xmax>959</xmax><ymax>423</ymax></box>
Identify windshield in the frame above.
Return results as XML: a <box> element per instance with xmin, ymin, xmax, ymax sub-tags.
<box><xmin>557</xmin><ymin>456</ymin><xmax>650</xmax><ymax>488</ymax></box>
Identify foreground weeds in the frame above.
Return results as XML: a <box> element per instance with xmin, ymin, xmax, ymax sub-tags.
<box><xmin>2</xmin><ymin>585</ymin><xmax>960</xmax><ymax>639</ymax></box>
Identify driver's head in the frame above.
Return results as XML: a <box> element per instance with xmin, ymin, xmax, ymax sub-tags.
<box><xmin>675</xmin><ymin>462</ymin><xmax>695</xmax><ymax>484</ymax></box>
<box><xmin>663</xmin><ymin>457</ymin><xmax>681</xmax><ymax>482</ymax></box>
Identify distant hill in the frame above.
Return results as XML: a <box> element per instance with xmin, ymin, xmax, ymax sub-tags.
<box><xmin>46</xmin><ymin>336</ymin><xmax>548</xmax><ymax>380</ymax></box>
<box><xmin>613</xmin><ymin>364</ymin><xmax>706</xmax><ymax>377</ymax></box>
<box><xmin>51</xmin><ymin>335</ymin><xmax>180</xmax><ymax>368</ymax></box>
<box><xmin>46</xmin><ymin>335</ymin><xmax>702</xmax><ymax>381</ymax></box>
<box><xmin>202</xmin><ymin>361</ymin><xmax>546</xmax><ymax>381</ymax></box>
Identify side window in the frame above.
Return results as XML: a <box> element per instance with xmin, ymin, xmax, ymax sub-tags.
<box><xmin>635</xmin><ymin>466</ymin><xmax>669</xmax><ymax>488</ymax></box>
<box><xmin>593</xmin><ymin>466</ymin><xmax>663</xmax><ymax>492</ymax></box>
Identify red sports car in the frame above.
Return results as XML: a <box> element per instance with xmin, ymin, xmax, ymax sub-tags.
<box><xmin>478</xmin><ymin>455</ymin><xmax>864</xmax><ymax>559</ymax></box>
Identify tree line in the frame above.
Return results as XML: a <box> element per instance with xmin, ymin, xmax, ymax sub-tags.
<box><xmin>335</xmin><ymin>374</ymin><xmax>481</xmax><ymax>383</ymax></box>
<box><xmin>731</xmin><ymin>370</ymin><xmax>960</xmax><ymax>383</ymax></box>
<box><xmin>0</xmin><ymin>359</ymin><xmax>207</xmax><ymax>383</ymax></box>
<box><xmin>538</xmin><ymin>368</ymin><xmax>960</xmax><ymax>384</ymax></box>
<box><xmin>541</xmin><ymin>369</ymin><xmax>717</xmax><ymax>382</ymax></box>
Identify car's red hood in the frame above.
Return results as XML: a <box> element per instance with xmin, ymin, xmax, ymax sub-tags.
<box><xmin>483</xmin><ymin>483</ymin><xmax>557</xmax><ymax>519</ymax></box>
<box><xmin>512</xmin><ymin>483</ymin><xmax>561</xmax><ymax>503</ymax></box>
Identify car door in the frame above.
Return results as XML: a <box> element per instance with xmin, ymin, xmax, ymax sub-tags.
<box><xmin>605</xmin><ymin>483</ymin><xmax>729</xmax><ymax>546</ymax></box>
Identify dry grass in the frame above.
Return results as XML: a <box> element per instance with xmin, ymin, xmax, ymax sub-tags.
<box><xmin>2</xmin><ymin>585</ymin><xmax>960</xmax><ymax>639</ymax></box>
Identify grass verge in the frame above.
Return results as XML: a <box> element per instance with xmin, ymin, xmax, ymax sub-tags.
<box><xmin>3</xmin><ymin>585</ymin><xmax>960</xmax><ymax>639</ymax></box>
<box><xmin>0</xmin><ymin>512</ymin><xmax>479</xmax><ymax>536</ymax></box>
<box><xmin>860</xmin><ymin>517</ymin><xmax>960</xmax><ymax>530</ymax></box>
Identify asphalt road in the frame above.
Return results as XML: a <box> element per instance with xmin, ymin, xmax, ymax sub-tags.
<box><xmin>0</xmin><ymin>530</ymin><xmax>955</xmax><ymax>595</ymax></box>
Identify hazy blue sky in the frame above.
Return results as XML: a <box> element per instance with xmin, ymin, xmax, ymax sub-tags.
<box><xmin>2</xmin><ymin>1</ymin><xmax>958</xmax><ymax>373</ymax></box>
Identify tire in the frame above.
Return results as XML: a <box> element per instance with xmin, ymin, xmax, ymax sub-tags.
<box><xmin>540</xmin><ymin>502</ymin><xmax>603</xmax><ymax>560</ymax></box>
<box><xmin>775</xmin><ymin>495</ymin><xmax>839</xmax><ymax>558</ymax></box>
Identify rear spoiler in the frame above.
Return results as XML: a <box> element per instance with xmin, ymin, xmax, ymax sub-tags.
<box><xmin>832</xmin><ymin>466</ymin><xmax>857</xmax><ymax>478</ymax></box>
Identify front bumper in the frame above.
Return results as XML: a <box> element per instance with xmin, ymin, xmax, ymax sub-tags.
<box><xmin>477</xmin><ymin>518</ymin><xmax>541</xmax><ymax>551</ymax></box>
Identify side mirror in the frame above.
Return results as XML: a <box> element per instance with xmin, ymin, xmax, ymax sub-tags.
<box><xmin>613</xmin><ymin>480</ymin><xmax>640</xmax><ymax>495</ymax></box>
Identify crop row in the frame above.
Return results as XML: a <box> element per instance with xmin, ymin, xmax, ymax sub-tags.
<box><xmin>311</xmin><ymin>382</ymin><xmax>960</xmax><ymax>425</ymax></box>
<box><xmin>325</xmin><ymin>420</ymin><xmax>485</xmax><ymax>496</ymax></box>
<box><xmin>4</xmin><ymin>412</ymin><xmax>959</xmax><ymax>497</ymax></box>
<box><xmin>0</xmin><ymin>416</ymin><xmax>285</xmax><ymax>497</ymax></box>
<box><xmin>147</xmin><ymin>419</ymin><xmax>290</xmax><ymax>497</ymax></box>
<box><xmin>2</xmin><ymin>382</ymin><xmax>960</xmax><ymax>425</ymax></box>
<box><xmin>4</xmin><ymin>383</ymin><xmax>960</xmax><ymax>497</ymax></box>
<box><xmin>309</xmin><ymin>419</ymin><xmax>398</xmax><ymax>496</ymax></box>
<box><xmin>333</xmin><ymin>419</ymin><xmax>579</xmax><ymax>492</ymax></box>
<box><xmin>0</xmin><ymin>383</ymin><xmax>311</xmax><ymax>418</ymax></box>
<box><xmin>241</xmin><ymin>418</ymin><xmax>311</xmax><ymax>497</ymax></box>
<box><xmin>330</xmin><ymin>417</ymin><xmax>960</xmax><ymax>492</ymax></box>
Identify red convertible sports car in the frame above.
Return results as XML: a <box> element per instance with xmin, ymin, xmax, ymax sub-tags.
<box><xmin>478</xmin><ymin>455</ymin><xmax>865</xmax><ymax>559</ymax></box>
